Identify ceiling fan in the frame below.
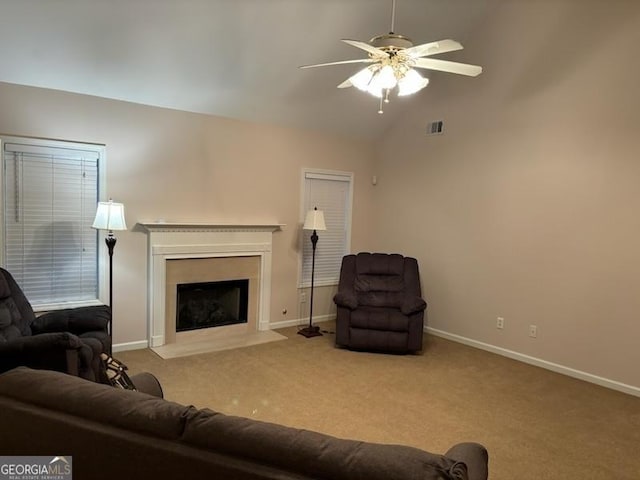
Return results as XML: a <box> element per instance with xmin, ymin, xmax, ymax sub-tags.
<box><xmin>300</xmin><ymin>0</ymin><xmax>482</xmax><ymax>114</ymax></box>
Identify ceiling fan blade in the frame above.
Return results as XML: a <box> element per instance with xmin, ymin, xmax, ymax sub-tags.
<box><xmin>337</xmin><ymin>78</ymin><xmax>353</xmax><ymax>89</ymax></box>
<box><xmin>300</xmin><ymin>58</ymin><xmax>375</xmax><ymax>69</ymax></box>
<box><xmin>413</xmin><ymin>58</ymin><xmax>483</xmax><ymax>76</ymax></box>
<box><xmin>404</xmin><ymin>39</ymin><xmax>463</xmax><ymax>58</ymax></box>
<box><xmin>341</xmin><ymin>39</ymin><xmax>388</xmax><ymax>57</ymax></box>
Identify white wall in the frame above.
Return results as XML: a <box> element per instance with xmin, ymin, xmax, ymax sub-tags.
<box><xmin>372</xmin><ymin>0</ymin><xmax>640</xmax><ymax>389</ymax></box>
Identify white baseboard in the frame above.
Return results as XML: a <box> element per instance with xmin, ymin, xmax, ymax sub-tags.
<box><xmin>426</xmin><ymin>327</ymin><xmax>640</xmax><ymax>398</ymax></box>
<box><xmin>269</xmin><ymin>314</ymin><xmax>334</xmax><ymax>330</ymax></box>
<box><xmin>113</xmin><ymin>340</ymin><xmax>149</xmax><ymax>353</ymax></box>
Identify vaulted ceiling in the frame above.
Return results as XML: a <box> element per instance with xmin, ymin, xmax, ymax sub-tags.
<box><xmin>0</xmin><ymin>0</ymin><xmax>489</xmax><ymax>139</ymax></box>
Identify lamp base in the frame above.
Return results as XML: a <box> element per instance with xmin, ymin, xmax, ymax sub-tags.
<box><xmin>298</xmin><ymin>325</ymin><xmax>323</xmax><ymax>338</ymax></box>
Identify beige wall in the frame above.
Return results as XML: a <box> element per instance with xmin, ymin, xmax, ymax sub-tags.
<box><xmin>372</xmin><ymin>0</ymin><xmax>640</xmax><ymax>388</ymax></box>
<box><xmin>0</xmin><ymin>82</ymin><xmax>376</xmax><ymax>346</ymax></box>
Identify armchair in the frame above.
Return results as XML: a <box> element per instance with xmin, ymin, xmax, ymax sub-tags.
<box><xmin>0</xmin><ymin>267</ymin><xmax>111</xmax><ymax>383</ymax></box>
<box><xmin>334</xmin><ymin>253</ymin><xmax>427</xmax><ymax>353</ymax></box>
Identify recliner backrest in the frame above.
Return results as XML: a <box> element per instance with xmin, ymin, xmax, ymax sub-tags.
<box><xmin>353</xmin><ymin>253</ymin><xmax>408</xmax><ymax>308</ymax></box>
<box><xmin>0</xmin><ymin>269</ymin><xmax>35</xmax><ymax>340</ymax></box>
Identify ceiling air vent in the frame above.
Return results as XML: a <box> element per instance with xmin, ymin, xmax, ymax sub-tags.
<box><xmin>427</xmin><ymin>120</ymin><xmax>444</xmax><ymax>135</ymax></box>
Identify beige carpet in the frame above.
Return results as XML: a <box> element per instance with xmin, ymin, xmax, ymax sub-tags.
<box><xmin>117</xmin><ymin>324</ymin><xmax>640</xmax><ymax>480</ymax></box>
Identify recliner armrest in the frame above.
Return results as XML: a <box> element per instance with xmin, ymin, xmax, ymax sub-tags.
<box><xmin>333</xmin><ymin>292</ymin><xmax>358</xmax><ymax>310</ymax></box>
<box><xmin>32</xmin><ymin>305</ymin><xmax>110</xmax><ymax>335</ymax></box>
<box><xmin>0</xmin><ymin>332</ymin><xmax>83</xmax><ymax>351</ymax></box>
<box><xmin>400</xmin><ymin>296</ymin><xmax>427</xmax><ymax>315</ymax></box>
<box><xmin>0</xmin><ymin>332</ymin><xmax>83</xmax><ymax>376</ymax></box>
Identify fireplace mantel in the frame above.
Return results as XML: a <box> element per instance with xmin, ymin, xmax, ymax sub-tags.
<box><xmin>138</xmin><ymin>221</ymin><xmax>283</xmax><ymax>347</ymax></box>
<box><xmin>138</xmin><ymin>222</ymin><xmax>285</xmax><ymax>233</ymax></box>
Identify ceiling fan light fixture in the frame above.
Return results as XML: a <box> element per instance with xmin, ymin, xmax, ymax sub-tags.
<box><xmin>375</xmin><ymin>65</ymin><xmax>398</xmax><ymax>90</ymax></box>
<box><xmin>349</xmin><ymin>66</ymin><xmax>376</xmax><ymax>92</ymax></box>
<box><xmin>397</xmin><ymin>69</ymin><xmax>429</xmax><ymax>96</ymax></box>
<box><xmin>300</xmin><ymin>0</ymin><xmax>482</xmax><ymax>114</ymax></box>
<box><xmin>366</xmin><ymin>83</ymin><xmax>384</xmax><ymax>98</ymax></box>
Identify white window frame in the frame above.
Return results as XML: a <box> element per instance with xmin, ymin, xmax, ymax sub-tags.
<box><xmin>298</xmin><ymin>168</ymin><xmax>354</xmax><ymax>288</ymax></box>
<box><xmin>0</xmin><ymin>135</ymin><xmax>107</xmax><ymax>311</ymax></box>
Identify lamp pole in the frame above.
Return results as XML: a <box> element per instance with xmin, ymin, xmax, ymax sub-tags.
<box><xmin>308</xmin><ymin>228</ymin><xmax>320</xmax><ymax>332</ymax></box>
<box><xmin>299</xmin><ymin>207</ymin><xmax>325</xmax><ymax>338</ymax></box>
<box><xmin>105</xmin><ymin>231</ymin><xmax>116</xmax><ymax>352</ymax></box>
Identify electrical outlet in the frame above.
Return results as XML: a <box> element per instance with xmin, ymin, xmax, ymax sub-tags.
<box><xmin>300</xmin><ymin>292</ymin><xmax>307</xmax><ymax>303</ymax></box>
<box><xmin>496</xmin><ymin>317</ymin><xmax>504</xmax><ymax>329</ymax></box>
<box><xmin>529</xmin><ymin>325</ymin><xmax>538</xmax><ymax>338</ymax></box>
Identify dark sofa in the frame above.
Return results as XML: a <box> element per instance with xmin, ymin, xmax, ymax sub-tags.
<box><xmin>0</xmin><ymin>367</ymin><xmax>489</xmax><ymax>480</ymax></box>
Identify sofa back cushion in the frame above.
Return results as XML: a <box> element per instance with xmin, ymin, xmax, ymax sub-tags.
<box><xmin>182</xmin><ymin>407</ymin><xmax>463</xmax><ymax>480</ymax></box>
<box><xmin>0</xmin><ymin>367</ymin><xmax>190</xmax><ymax>440</ymax></box>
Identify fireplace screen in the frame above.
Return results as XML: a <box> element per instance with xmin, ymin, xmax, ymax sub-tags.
<box><xmin>176</xmin><ymin>279</ymin><xmax>249</xmax><ymax>332</ymax></box>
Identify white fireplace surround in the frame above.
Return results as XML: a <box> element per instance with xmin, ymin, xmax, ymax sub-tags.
<box><xmin>138</xmin><ymin>222</ymin><xmax>283</xmax><ymax>347</ymax></box>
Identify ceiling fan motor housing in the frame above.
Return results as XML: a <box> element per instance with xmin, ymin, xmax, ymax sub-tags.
<box><xmin>370</xmin><ymin>34</ymin><xmax>414</xmax><ymax>51</ymax></box>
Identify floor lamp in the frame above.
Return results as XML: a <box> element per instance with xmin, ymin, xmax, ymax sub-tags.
<box><xmin>299</xmin><ymin>207</ymin><xmax>326</xmax><ymax>338</ymax></box>
<box><xmin>92</xmin><ymin>199</ymin><xmax>127</xmax><ymax>354</ymax></box>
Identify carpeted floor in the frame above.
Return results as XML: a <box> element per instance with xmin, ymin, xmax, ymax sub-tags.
<box><xmin>117</xmin><ymin>324</ymin><xmax>640</xmax><ymax>480</ymax></box>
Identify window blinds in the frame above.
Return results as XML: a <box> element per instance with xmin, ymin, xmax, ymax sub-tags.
<box><xmin>3</xmin><ymin>142</ymin><xmax>100</xmax><ymax>307</ymax></box>
<box><xmin>301</xmin><ymin>171</ymin><xmax>352</xmax><ymax>286</ymax></box>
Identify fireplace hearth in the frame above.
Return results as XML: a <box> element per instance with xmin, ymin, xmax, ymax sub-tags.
<box><xmin>176</xmin><ymin>279</ymin><xmax>249</xmax><ymax>332</ymax></box>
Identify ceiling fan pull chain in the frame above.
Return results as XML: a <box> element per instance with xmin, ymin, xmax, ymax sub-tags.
<box><xmin>378</xmin><ymin>96</ymin><xmax>384</xmax><ymax>115</ymax></box>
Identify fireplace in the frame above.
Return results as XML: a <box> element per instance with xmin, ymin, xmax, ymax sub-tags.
<box><xmin>165</xmin><ymin>255</ymin><xmax>260</xmax><ymax>344</ymax></box>
<box><xmin>139</xmin><ymin>222</ymin><xmax>282</xmax><ymax>347</ymax></box>
<box><xmin>176</xmin><ymin>279</ymin><xmax>249</xmax><ymax>332</ymax></box>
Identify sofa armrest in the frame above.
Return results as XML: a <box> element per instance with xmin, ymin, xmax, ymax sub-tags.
<box><xmin>445</xmin><ymin>442</ymin><xmax>489</xmax><ymax>480</ymax></box>
<box><xmin>400</xmin><ymin>296</ymin><xmax>427</xmax><ymax>315</ymax></box>
<box><xmin>32</xmin><ymin>305</ymin><xmax>110</xmax><ymax>335</ymax></box>
<box><xmin>0</xmin><ymin>332</ymin><xmax>82</xmax><ymax>376</ymax></box>
<box><xmin>333</xmin><ymin>291</ymin><xmax>358</xmax><ymax>310</ymax></box>
<box><xmin>130</xmin><ymin>372</ymin><xmax>164</xmax><ymax>398</ymax></box>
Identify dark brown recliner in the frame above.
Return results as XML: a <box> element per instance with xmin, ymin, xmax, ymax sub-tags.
<box><xmin>0</xmin><ymin>267</ymin><xmax>111</xmax><ymax>383</ymax></box>
<box><xmin>334</xmin><ymin>253</ymin><xmax>427</xmax><ymax>353</ymax></box>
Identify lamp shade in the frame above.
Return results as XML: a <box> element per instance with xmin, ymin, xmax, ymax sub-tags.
<box><xmin>303</xmin><ymin>208</ymin><xmax>326</xmax><ymax>231</ymax></box>
<box><xmin>398</xmin><ymin>69</ymin><xmax>429</xmax><ymax>96</ymax></box>
<box><xmin>92</xmin><ymin>200</ymin><xmax>127</xmax><ymax>231</ymax></box>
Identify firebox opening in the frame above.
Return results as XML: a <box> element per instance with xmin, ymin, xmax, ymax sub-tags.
<box><xmin>176</xmin><ymin>279</ymin><xmax>249</xmax><ymax>332</ymax></box>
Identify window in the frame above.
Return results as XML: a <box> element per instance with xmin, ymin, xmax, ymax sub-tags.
<box><xmin>300</xmin><ymin>169</ymin><xmax>353</xmax><ymax>287</ymax></box>
<box><xmin>1</xmin><ymin>136</ymin><xmax>105</xmax><ymax>309</ymax></box>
